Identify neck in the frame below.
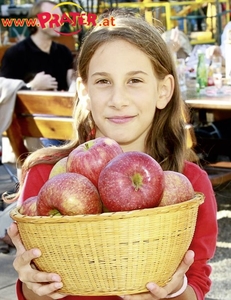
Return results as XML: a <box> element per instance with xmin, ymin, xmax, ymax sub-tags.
<box><xmin>31</xmin><ymin>32</ymin><xmax>52</xmax><ymax>53</ymax></box>
<box><xmin>95</xmin><ymin>132</ymin><xmax>146</xmax><ymax>153</ymax></box>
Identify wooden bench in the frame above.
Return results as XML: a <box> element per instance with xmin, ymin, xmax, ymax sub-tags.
<box><xmin>203</xmin><ymin>162</ymin><xmax>231</xmax><ymax>187</ymax></box>
<box><xmin>5</xmin><ymin>90</ymin><xmax>76</xmax><ymax>166</ymax></box>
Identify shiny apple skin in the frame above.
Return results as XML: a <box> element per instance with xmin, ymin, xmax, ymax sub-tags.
<box><xmin>37</xmin><ymin>173</ymin><xmax>102</xmax><ymax>216</ymax></box>
<box><xmin>66</xmin><ymin>137</ymin><xmax>123</xmax><ymax>187</ymax></box>
<box><xmin>49</xmin><ymin>157</ymin><xmax>68</xmax><ymax>179</ymax></box>
<box><xmin>158</xmin><ymin>171</ymin><xmax>195</xmax><ymax>206</ymax></box>
<box><xmin>18</xmin><ymin>196</ymin><xmax>38</xmax><ymax>216</ymax></box>
<box><xmin>98</xmin><ymin>151</ymin><xmax>164</xmax><ymax>212</ymax></box>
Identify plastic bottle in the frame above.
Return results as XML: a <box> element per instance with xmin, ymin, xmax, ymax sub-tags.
<box><xmin>207</xmin><ymin>55</ymin><xmax>222</xmax><ymax>86</ymax></box>
<box><xmin>196</xmin><ymin>51</ymin><xmax>208</xmax><ymax>93</ymax></box>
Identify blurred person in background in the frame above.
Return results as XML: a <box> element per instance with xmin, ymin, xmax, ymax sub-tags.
<box><xmin>162</xmin><ymin>26</ymin><xmax>192</xmax><ymax>60</ymax></box>
<box><xmin>206</xmin><ymin>21</ymin><xmax>231</xmax><ymax>63</ymax></box>
<box><xmin>0</xmin><ymin>0</ymin><xmax>76</xmax><ymax>149</ymax></box>
<box><xmin>0</xmin><ymin>0</ymin><xmax>74</xmax><ymax>91</ymax></box>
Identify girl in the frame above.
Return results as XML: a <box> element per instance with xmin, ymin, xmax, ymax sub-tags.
<box><xmin>8</xmin><ymin>9</ymin><xmax>217</xmax><ymax>300</ymax></box>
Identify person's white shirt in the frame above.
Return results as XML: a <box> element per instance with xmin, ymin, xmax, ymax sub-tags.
<box><xmin>220</xmin><ymin>21</ymin><xmax>231</xmax><ymax>57</ymax></box>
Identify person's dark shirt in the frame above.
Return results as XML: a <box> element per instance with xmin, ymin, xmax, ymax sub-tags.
<box><xmin>0</xmin><ymin>37</ymin><xmax>73</xmax><ymax>91</ymax></box>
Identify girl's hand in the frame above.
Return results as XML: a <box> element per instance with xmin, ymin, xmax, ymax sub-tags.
<box><xmin>8</xmin><ymin>222</ymin><xmax>65</xmax><ymax>299</ymax></box>
<box><xmin>120</xmin><ymin>250</ymin><xmax>195</xmax><ymax>300</ymax></box>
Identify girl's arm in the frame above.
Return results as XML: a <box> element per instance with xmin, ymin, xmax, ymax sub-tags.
<box><xmin>9</xmin><ymin>223</ymin><xmax>65</xmax><ymax>300</ymax></box>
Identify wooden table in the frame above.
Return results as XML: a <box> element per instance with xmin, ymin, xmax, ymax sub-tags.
<box><xmin>182</xmin><ymin>85</ymin><xmax>231</xmax><ymax>185</ymax></box>
<box><xmin>182</xmin><ymin>86</ymin><xmax>231</xmax><ymax>122</ymax></box>
<box><xmin>184</xmin><ymin>94</ymin><xmax>231</xmax><ymax>110</ymax></box>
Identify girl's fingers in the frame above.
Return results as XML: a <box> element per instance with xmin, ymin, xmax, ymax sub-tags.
<box><xmin>29</xmin><ymin>270</ymin><xmax>62</xmax><ymax>284</ymax></box>
<box><xmin>175</xmin><ymin>250</ymin><xmax>195</xmax><ymax>277</ymax></box>
<box><xmin>8</xmin><ymin>222</ymin><xmax>27</xmax><ymax>254</ymax></box>
<box><xmin>26</xmin><ymin>282</ymin><xmax>65</xmax><ymax>299</ymax></box>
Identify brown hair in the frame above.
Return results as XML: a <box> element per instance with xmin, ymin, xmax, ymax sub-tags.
<box><xmin>15</xmin><ymin>9</ymin><xmax>192</xmax><ymax>198</ymax></box>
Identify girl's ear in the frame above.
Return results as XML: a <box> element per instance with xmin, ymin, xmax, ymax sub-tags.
<box><xmin>156</xmin><ymin>74</ymin><xmax>175</xmax><ymax>109</ymax></box>
<box><xmin>76</xmin><ymin>77</ymin><xmax>91</xmax><ymax>110</ymax></box>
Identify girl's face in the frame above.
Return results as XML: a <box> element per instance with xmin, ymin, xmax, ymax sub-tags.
<box><xmin>78</xmin><ymin>39</ymin><xmax>173</xmax><ymax>152</ymax></box>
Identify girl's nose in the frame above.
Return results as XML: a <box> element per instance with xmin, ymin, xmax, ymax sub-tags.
<box><xmin>109</xmin><ymin>86</ymin><xmax>130</xmax><ymax>109</ymax></box>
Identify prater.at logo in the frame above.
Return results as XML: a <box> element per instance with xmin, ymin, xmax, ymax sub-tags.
<box><xmin>1</xmin><ymin>1</ymin><xmax>116</xmax><ymax>36</ymax></box>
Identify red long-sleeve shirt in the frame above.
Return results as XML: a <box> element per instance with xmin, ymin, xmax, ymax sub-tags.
<box><xmin>16</xmin><ymin>161</ymin><xmax>218</xmax><ymax>300</ymax></box>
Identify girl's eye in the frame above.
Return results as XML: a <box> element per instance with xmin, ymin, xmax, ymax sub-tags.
<box><xmin>128</xmin><ymin>78</ymin><xmax>142</xmax><ymax>84</ymax></box>
<box><xmin>96</xmin><ymin>79</ymin><xmax>110</xmax><ymax>84</ymax></box>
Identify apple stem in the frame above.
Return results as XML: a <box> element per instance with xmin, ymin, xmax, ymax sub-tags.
<box><xmin>132</xmin><ymin>173</ymin><xmax>143</xmax><ymax>191</ymax></box>
<box><xmin>49</xmin><ymin>209</ymin><xmax>62</xmax><ymax>216</ymax></box>
<box><xmin>85</xmin><ymin>140</ymin><xmax>93</xmax><ymax>150</ymax></box>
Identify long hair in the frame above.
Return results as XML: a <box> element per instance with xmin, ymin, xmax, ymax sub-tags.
<box><xmin>17</xmin><ymin>9</ymin><xmax>191</xmax><ymax>194</ymax></box>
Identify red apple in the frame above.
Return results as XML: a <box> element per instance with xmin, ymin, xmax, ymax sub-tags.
<box><xmin>18</xmin><ymin>196</ymin><xmax>38</xmax><ymax>216</ymax></box>
<box><xmin>158</xmin><ymin>171</ymin><xmax>195</xmax><ymax>207</ymax></box>
<box><xmin>37</xmin><ymin>173</ymin><xmax>102</xmax><ymax>216</ymax></box>
<box><xmin>66</xmin><ymin>137</ymin><xmax>123</xmax><ymax>187</ymax></box>
<box><xmin>49</xmin><ymin>157</ymin><xmax>68</xmax><ymax>179</ymax></box>
<box><xmin>98</xmin><ymin>151</ymin><xmax>164</xmax><ymax>212</ymax></box>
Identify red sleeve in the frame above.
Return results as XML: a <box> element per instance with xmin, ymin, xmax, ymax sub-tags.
<box><xmin>17</xmin><ymin>164</ymin><xmax>53</xmax><ymax>206</ymax></box>
<box><xmin>16</xmin><ymin>280</ymin><xmax>25</xmax><ymax>300</ymax></box>
<box><xmin>183</xmin><ymin>161</ymin><xmax>218</xmax><ymax>299</ymax></box>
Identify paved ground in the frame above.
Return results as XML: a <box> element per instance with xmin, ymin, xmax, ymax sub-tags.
<box><xmin>0</xmin><ymin>162</ymin><xmax>231</xmax><ymax>300</ymax></box>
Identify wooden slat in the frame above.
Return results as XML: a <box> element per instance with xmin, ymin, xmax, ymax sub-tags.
<box><xmin>204</xmin><ymin>166</ymin><xmax>231</xmax><ymax>186</ymax></box>
<box><xmin>19</xmin><ymin>117</ymin><xmax>73</xmax><ymax>140</ymax></box>
<box><xmin>16</xmin><ymin>91</ymin><xmax>75</xmax><ymax>116</ymax></box>
<box><xmin>207</xmin><ymin>162</ymin><xmax>231</xmax><ymax>169</ymax></box>
<box><xmin>6</xmin><ymin>112</ymin><xmax>29</xmax><ymax>162</ymax></box>
<box><xmin>6</xmin><ymin>91</ymin><xmax>76</xmax><ymax>165</ymax></box>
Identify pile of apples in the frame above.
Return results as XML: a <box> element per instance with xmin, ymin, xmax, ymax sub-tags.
<box><xmin>19</xmin><ymin>137</ymin><xmax>195</xmax><ymax>216</ymax></box>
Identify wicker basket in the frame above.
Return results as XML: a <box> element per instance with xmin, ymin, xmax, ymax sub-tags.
<box><xmin>10</xmin><ymin>192</ymin><xmax>204</xmax><ymax>296</ymax></box>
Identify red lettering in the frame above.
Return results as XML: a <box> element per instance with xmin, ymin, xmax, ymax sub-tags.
<box><xmin>37</xmin><ymin>12</ymin><xmax>51</xmax><ymax>29</ymax></box>
<box><xmin>1</xmin><ymin>18</ymin><xmax>13</xmax><ymax>27</ymax></box>
<box><xmin>87</xmin><ymin>13</ymin><xmax>97</xmax><ymax>26</ymax></box>
<box><xmin>110</xmin><ymin>16</ymin><xmax>116</xmax><ymax>26</ymax></box>
<box><xmin>49</xmin><ymin>13</ymin><xmax>61</xmax><ymax>28</ymax></box>
<box><xmin>13</xmin><ymin>18</ymin><xmax>25</xmax><ymax>27</ymax></box>
<box><xmin>59</xmin><ymin>13</ymin><xmax>73</xmax><ymax>26</ymax></box>
<box><xmin>69</xmin><ymin>12</ymin><xmax>80</xmax><ymax>26</ymax></box>
<box><xmin>78</xmin><ymin>13</ymin><xmax>88</xmax><ymax>26</ymax></box>
<box><xmin>25</xmin><ymin>18</ymin><xmax>37</xmax><ymax>27</ymax></box>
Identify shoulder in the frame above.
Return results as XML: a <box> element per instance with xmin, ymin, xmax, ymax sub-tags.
<box><xmin>183</xmin><ymin>161</ymin><xmax>217</xmax><ymax>211</ymax></box>
<box><xmin>17</xmin><ymin>164</ymin><xmax>53</xmax><ymax>206</ymax></box>
<box><xmin>27</xmin><ymin>163</ymin><xmax>53</xmax><ymax>178</ymax></box>
<box><xmin>51</xmin><ymin>41</ymin><xmax>72</xmax><ymax>55</ymax></box>
<box><xmin>183</xmin><ymin>161</ymin><xmax>213</xmax><ymax>191</ymax></box>
<box><xmin>183</xmin><ymin>161</ymin><xmax>207</xmax><ymax>181</ymax></box>
<box><xmin>4</xmin><ymin>38</ymin><xmax>30</xmax><ymax>57</ymax></box>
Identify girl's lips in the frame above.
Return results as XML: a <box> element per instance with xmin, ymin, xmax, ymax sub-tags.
<box><xmin>107</xmin><ymin>116</ymin><xmax>135</xmax><ymax>124</ymax></box>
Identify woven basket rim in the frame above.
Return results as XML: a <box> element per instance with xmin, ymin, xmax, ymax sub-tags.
<box><xmin>11</xmin><ymin>192</ymin><xmax>204</xmax><ymax>224</ymax></box>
